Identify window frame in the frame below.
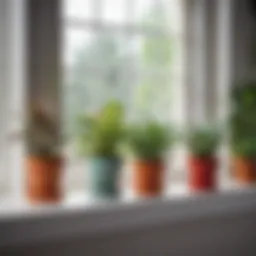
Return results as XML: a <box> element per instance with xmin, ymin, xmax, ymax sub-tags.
<box><xmin>0</xmin><ymin>0</ymin><xmax>236</xmax><ymax>198</ymax></box>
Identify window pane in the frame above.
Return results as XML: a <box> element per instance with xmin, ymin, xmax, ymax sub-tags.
<box><xmin>127</xmin><ymin>35</ymin><xmax>174</xmax><ymax>70</ymax></box>
<box><xmin>133</xmin><ymin>71</ymin><xmax>173</xmax><ymax>121</ymax></box>
<box><xmin>132</xmin><ymin>0</ymin><xmax>170</xmax><ymax>30</ymax></box>
<box><xmin>64</xmin><ymin>29</ymin><xmax>178</xmax><ymax>121</ymax></box>
<box><xmin>131</xmin><ymin>0</ymin><xmax>155</xmax><ymax>25</ymax></box>
<box><xmin>63</xmin><ymin>27</ymin><xmax>95</xmax><ymax>67</ymax></box>
<box><xmin>63</xmin><ymin>30</ymin><xmax>182</xmax><ymax>145</ymax></box>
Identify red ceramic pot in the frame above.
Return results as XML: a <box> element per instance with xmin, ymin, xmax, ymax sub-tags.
<box><xmin>188</xmin><ymin>156</ymin><xmax>217</xmax><ymax>192</ymax></box>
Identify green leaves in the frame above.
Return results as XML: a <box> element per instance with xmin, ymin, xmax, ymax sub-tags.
<box><xmin>232</xmin><ymin>137</ymin><xmax>256</xmax><ymax>159</ymax></box>
<box><xmin>232</xmin><ymin>81</ymin><xmax>256</xmax><ymax>109</ymax></box>
<box><xmin>186</xmin><ymin>126</ymin><xmax>220</xmax><ymax>157</ymax></box>
<box><xmin>76</xmin><ymin>100</ymin><xmax>125</xmax><ymax>158</ymax></box>
<box><xmin>126</xmin><ymin>121</ymin><xmax>174</xmax><ymax>160</ymax></box>
<box><xmin>230</xmin><ymin>81</ymin><xmax>256</xmax><ymax>158</ymax></box>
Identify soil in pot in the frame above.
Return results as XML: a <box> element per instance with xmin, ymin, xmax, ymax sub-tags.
<box><xmin>233</xmin><ymin>157</ymin><xmax>256</xmax><ymax>184</ymax></box>
<box><xmin>133</xmin><ymin>159</ymin><xmax>164</xmax><ymax>197</ymax></box>
<box><xmin>188</xmin><ymin>156</ymin><xmax>217</xmax><ymax>192</ymax></box>
<box><xmin>89</xmin><ymin>157</ymin><xmax>121</xmax><ymax>199</ymax></box>
<box><xmin>26</xmin><ymin>156</ymin><xmax>62</xmax><ymax>204</ymax></box>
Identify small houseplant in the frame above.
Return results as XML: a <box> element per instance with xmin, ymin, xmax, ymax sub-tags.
<box><xmin>230</xmin><ymin>82</ymin><xmax>256</xmax><ymax>183</ymax></box>
<box><xmin>186</xmin><ymin>126</ymin><xmax>220</xmax><ymax>192</ymax></box>
<box><xmin>26</xmin><ymin>103</ymin><xmax>62</xmax><ymax>203</ymax></box>
<box><xmin>77</xmin><ymin>100</ymin><xmax>125</xmax><ymax>199</ymax></box>
<box><xmin>126</xmin><ymin>121</ymin><xmax>173</xmax><ymax>197</ymax></box>
<box><xmin>232</xmin><ymin>138</ymin><xmax>256</xmax><ymax>184</ymax></box>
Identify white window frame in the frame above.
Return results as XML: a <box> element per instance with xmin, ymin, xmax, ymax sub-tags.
<box><xmin>0</xmin><ymin>0</ymin><xmax>238</xmax><ymax>199</ymax></box>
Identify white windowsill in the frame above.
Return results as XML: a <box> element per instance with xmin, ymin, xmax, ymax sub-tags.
<box><xmin>0</xmin><ymin>178</ymin><xmax>239</xmax><ymax>218</ymax></box>
<box><xmin>0</xmin><ymin>180</ymin><xmax>255</xmax><ymax>249</ymax></box>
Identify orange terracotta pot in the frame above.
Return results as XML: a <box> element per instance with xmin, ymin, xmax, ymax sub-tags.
<box><xmin>26</xmin><ymin>156</ymin><xmax>62</xmax><ymax>204</ymax></box>
<box><xmin>233</xmin><ymin>157</ymin><xmax>256</xmax><ymax>184</ymax></box>
<box><xmin>188</xmin><ymin>156</ymin><xmax>217</xmax><ymax>192</ymax></box>
<box><xmin>133</xmin><ymin>160</ymin><xmax>164</xmax><ymax>197</ymax></box>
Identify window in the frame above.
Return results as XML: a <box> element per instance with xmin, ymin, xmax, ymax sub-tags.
<box><xmin>0</xmin><ymin>0</ymin><xmax>234</xmax><ymax>202</ymax></box>
<box><xmin>62</xmin><ymin>0</ymin><xmax>185</xmax><ymax>196</ymax></box>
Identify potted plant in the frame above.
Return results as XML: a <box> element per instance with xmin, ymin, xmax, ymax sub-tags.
<box><xmin>230</xmin><ymin>82</ymin><xmax>256</xmax><ymax>184</ymax></box>
<box><xmin>232</xmin><ymin>138</ymin><xmax>256</xmax><ymax>184</ymax></box>
<box><xmin>26</xmin><ymin>103</ymin><xmax>62</xmax><ymax>203</ymax></box>
<box><xmin>126</xmin><ymin>121</ymin><xmax>173</xmax><ymax>197</ymax></box>
<box><xmin>76</xmin><ymin>100</ymin><xmax>125</xmax><ymax>199</ymax></box>
<box><xmin>186</xmin><ymin>126</ymin><xmax>220</xmax><ymax>192</ymax></box>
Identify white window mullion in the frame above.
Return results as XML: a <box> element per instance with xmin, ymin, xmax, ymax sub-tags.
<box><xmin>171</xmin><ymin>0</ymin><xmax>185</xmax><ymax>127</ymax></box>
<box><xmin>216</xmin><ymin>0</ymin><xmax>232</xmax><ymax>122</ymax></box>
<box><xmin>216</xmin><ymin>0</ymin><xmax>233</xmax><ymax>185</ymax></box>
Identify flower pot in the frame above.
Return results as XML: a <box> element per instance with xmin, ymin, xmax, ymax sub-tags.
<box><xmin>233</xmin><ymin>157</ymin><xmax>256</xmax><ymax>184</ymax></box>
<box><xmin>89</xmin><ymin>157</ymin><xmax>121</xmax><ymax>199</ymax></box>
<box><xmin>133</xmin><ymin>159</ymin><xmax>164</xmax><ymax>197</ymax></box>
<box><xmin>188</xmin><ymin>156</ymin><xmax>217</xmax><ymax>192</ymax></box>
<box><xmin>26</xmin><ymin>156</ymin><xmax>62</xmax><ymax>204</ymax></box>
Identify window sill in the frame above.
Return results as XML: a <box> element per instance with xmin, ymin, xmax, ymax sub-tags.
<box><xmin>0</xmin><ymin>181</ymin><xmax>255</xmax><ymax>249</ymax></box>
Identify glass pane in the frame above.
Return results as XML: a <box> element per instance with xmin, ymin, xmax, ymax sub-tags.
<box><xmin>117</xmin><ymin>34</ymin><xmax>177</xmax><ymax>121</ymax></box>
<box><xmin>63</xmin><ymin>0</ymin><xmax>93</xmax><ymax>20</ymax></box>
<box><xmin>64</xmin><ymin>30</ymin><xmax>130</xmax><ymax>128</ymax></box>
<box><xmin>132</xmin><ymin>0</ymin><xmax>169</xmax><ymax>30</ymax></box>
<box><xmin>131</xmin><ymin>71</ymin><xmax>173</xmax><ymax>122</ymax></box>
<box><xmin>130</xmin><ymin>0</ymin><xmax>154</xmax><ymax>25</ymax></box>
<box><xmin>87</xmin><ymin>32</ymin><xmax>123</xmax><ymax>70</ymax></box>
<box><xmin>128</xmin><ymin>35</ymin><xmax>174</xmax><ymax>70</ymax></box>
<box><xmin>64</xmin><ymin>29</ymin><xmax>177</xmax><ymax>128</ymax></box>
<box><xmin>63</xmin><ymin>28</ymin><xmax>95</xmax><ymax>67</ymax></box>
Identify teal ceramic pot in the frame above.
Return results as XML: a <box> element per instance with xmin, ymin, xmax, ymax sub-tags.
<box><xmin>89</xmin><ymin>157</ymin><xmax>121</xmax><ymax>199</ymax></box>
